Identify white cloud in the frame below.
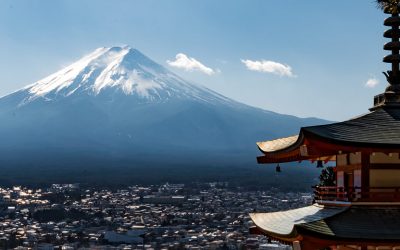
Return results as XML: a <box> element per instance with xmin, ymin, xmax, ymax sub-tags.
<box><xmin>167</xmin><ymin>53</ymin><xmax>215</xmax><ymax>75</ymax></box>
<box><xmin>241</xmin><ymin>59</ymin><xmax>294</xmax><ymax>77</ymax></box>
<box><xmin>365</xmin><ymin>77</ymin><xmax>379</xmax><ymax>88</ymax></box>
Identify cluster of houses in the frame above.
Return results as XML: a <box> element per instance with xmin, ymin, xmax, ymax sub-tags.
<box><xmin>0</xmin><ymin>183</ymin><xmax>310</xmax><ymax>249</ymax></box>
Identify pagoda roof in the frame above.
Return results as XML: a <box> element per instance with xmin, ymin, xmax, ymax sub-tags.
<box><xmin>303</xmin><ymin>107</ymin><xmax>400</xmax><ymax>147</ymax></box>
<box><xmin>257</xmin><ymin>107</ymin><xmax>400</xmax><ymax>163</ymax></box>
<box><xmin>251</xmin><ymin>206</ymin><xmax>400</xmax><ymax>242</ymax></box>
<box><xmin>250</xmin><ymin>204</ymin><xmax>347</xmax><ymax>239</ymax></box>
<box><xmin>298</xmin><ymin>206</ymin><xmax>400</xmax><ymax>240</ymax></box>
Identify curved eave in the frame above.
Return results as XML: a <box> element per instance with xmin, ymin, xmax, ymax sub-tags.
<box><xmin>256</xmin><ymin>133</ymin><xmax>306</xmax><ymax>163</ymax></box>
<box><xmin>256</xmin><ymin>130</ymin><xmax>311</xmax><ymax>164</ymax></box>
<box><xmin>257</xmin><ymin>127</ymin><xmax>400</xmax><ymax>164</ymax></box>
<box><xmin>257</xmin><ymin>108</ymin><xmax>400</xmax><ymax>164</ymax></box>
<box><xmin>249</xmin><ymin>213</ymin><xmax>300</xmax><ymax>241</ymax></box>
<box><xmin>250</xmin><ymin>205</ymin><xmax>347</xmax><ymax>241</ymax></box>
<box><xmin>257</xmin><ymin>135</ymin><xmax>302</xmax><ymax>154</ymax></box>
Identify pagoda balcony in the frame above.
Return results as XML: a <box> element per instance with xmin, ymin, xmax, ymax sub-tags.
<box><xmin>373</xmin><ymin>92</ymin><xmax>385</xmax><ymax>107</ymax></box>
<box><xmin>313</xmin><ymin>186</ymin><xmax>400</xmax><ymax>205</ymax></box>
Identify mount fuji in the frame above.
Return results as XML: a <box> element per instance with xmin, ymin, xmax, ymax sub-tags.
<box><xmin>0</xmin><ymin>46</ymin><xmax>325</xmax><ymax>185</ymax></box>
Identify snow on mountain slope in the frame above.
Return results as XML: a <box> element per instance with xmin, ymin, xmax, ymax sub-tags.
<box><xmin>20</xmin><ymin>46</ymin><xmax>234</xmax><ymax>106</ymax></box>
<box><xmin>0</xmin><ymin>46</ymin><xmax>328</xmax><ymax>170</ymax></box>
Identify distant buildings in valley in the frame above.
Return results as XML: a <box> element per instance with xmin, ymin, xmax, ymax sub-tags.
<box><xmin>0</xmin><ymin>183</ymin><xmax>308</xmax><ymax>249</ymax></box>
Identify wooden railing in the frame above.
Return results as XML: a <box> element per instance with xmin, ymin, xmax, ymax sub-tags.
<box><xmin>313</xmin><ymin>186</ymin><xmax>400</xmax><ymax>203</ymax></box>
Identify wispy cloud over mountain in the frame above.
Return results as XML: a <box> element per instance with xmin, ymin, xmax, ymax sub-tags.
<box><xmin>365</xmin><ymin>77</ymin><xmax>379</xmax><ymax>88</ymax></box>
<box><xmin>241</xmin><ymin>59</ymin><xmax>294</xmax><ymax>77</ymax></box>
<box><xmin>167</xmin><ymin>53</ymin><xmax>216</xmax><ymax>75</ymax></box>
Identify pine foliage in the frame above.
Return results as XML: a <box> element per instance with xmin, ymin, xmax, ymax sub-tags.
<box><xmin>319</xmin><ymin>167</ymin><xmax>336</xmax><ymax>187</ymax></box>
<box><xmin>377</xmin><ymin>0</ymin><xmax>400</xmax><ymax>14</ymax></box>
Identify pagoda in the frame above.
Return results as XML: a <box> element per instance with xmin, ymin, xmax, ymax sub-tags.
<box><xmin>250</xmin><ymin>1</ymin><xmax>400</xmax><ymax>249</ymax></box>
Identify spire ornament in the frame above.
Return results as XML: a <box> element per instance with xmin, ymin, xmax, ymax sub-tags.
<box><xmin>372</xmin><ymin>0</ymin><xmax>400</xmax><ymax>109</ymax></box>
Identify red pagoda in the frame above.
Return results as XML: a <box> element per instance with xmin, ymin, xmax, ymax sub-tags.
<box><xmin>250</xmin><ymin>1</ymin><xmax>400</xmax><ymax>249</ymax></box>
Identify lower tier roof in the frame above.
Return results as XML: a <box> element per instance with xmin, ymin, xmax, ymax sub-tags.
<box><xmin>250</xmin><ymin>205</ymin><xmax>346</xmax><ymax>238</ymax></box>
<box><xmin>251</xmin><ymin>205</ymin><xmax>400</xmax><ymax>241</ymax></box>
<box><xmin>299</xmin><ymin>206</ymin><xmax>400</xmax><ymax>240</ymax></box>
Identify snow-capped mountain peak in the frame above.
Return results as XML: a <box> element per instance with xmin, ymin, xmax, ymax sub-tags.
<box><xmin>0</xmin><ymin>46</ymin><xmax>327</xmax><ymax>175</ymax></box>
<box><xmin>22</xmin><ymin>46</ymin><xmax>229</xmax><ymax>104</ymax></box>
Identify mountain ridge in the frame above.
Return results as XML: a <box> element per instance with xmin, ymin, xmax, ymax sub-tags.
<box><xmin>0</xmin><ymin>46</ymin><xmax>327</xmax><ymax>186</ymax></box>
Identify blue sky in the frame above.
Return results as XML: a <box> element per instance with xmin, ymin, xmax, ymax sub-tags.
<box><xmin>0</xmin><ymin>0</ymin><xmax>389</xmax><ymax>120</ymax></box>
